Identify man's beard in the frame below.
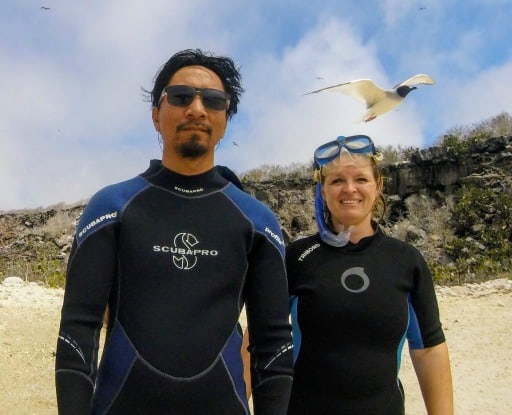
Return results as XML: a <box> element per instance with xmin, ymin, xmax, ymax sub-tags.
<box><xmin>175</xmin><ymin>135</ymin><xmax>208</xmax><ymax>159</ymax></box>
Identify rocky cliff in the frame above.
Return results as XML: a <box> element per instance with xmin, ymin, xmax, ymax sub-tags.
<box><xmin>1</xmin><ymin>136</ymin><xmax>511</xmax><ymax>285</ymax></box>
<box><xmin>243</xmin><ymin>135</ymin><xmax>512</xmax><ymax>242</ymax></box>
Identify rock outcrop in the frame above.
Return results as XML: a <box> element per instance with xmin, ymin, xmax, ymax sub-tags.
<box><xmin>1</xmin><ymin>136</ymin><xmax>511</xmax><ymax>283</ymax></box>
<box><xmin>243</xmin><ymin>136</ymin><xmax>512</xmax><ymax>241</ymax></box>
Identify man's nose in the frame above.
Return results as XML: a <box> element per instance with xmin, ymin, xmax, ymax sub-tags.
<box><xmin>185</xmin><ymin>93</ymin><xmax>207</xmax><ymax>116</ymax></box>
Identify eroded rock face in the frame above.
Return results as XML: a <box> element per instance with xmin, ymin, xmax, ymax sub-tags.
<box><xmin>243</xmin><ymin>136</ymin><xmax>512</xmax><ymax>241</ymax></box>
<box><xmin>1</xmin><ymin>137</ymin><xmax>511</xmax><ymax>276</ymax></box>
<box><xmin>385</xmin><ymin>136</ymin><xmax>512</xmax><ymax>197</ymax></box>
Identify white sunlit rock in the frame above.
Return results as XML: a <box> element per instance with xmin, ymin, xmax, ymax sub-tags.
<box><xmin>2</xmin><ymin>276</ymin><xmax>24</xmax><ymax>285</ymax></box>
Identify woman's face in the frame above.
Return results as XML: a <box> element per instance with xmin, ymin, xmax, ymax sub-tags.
<box><xmin>321</xmin><ymin>154</ymin><xmax>380</xmax><ymax>232</ymax></box>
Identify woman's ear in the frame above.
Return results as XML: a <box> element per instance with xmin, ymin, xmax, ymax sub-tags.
<box><xmin>152</xmin><ymin>107</ymin><xmax>160</xmax><ymax>132</ymax></box>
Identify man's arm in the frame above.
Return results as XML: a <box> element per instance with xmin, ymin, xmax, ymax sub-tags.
<box><xmin>55</xmin><ymin>193</ymin><xmax>120</xmax><ymax>414</ymax></box>
<box><xmin>245</xmin><ymin>229</ymin><xmax>293</xmax><ymax>415</ymax></box>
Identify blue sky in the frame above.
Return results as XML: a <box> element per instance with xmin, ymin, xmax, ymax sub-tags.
<box><xmin>1</xmin><ymin>0</ymin><xmax>511</xmax><ymax>210</ymax></box>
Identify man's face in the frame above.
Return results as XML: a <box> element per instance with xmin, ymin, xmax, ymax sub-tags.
<box><xmin>152</xmin><ymin>65</ymin><xmax>228</xmax><ymax>162</ymax></box>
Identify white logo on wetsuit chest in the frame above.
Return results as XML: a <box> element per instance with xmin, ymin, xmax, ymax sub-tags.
<box><xmin>340</xmin><ymin>266</ymin><xmax>370</xmax><ymax>293</ymax></box>
<box><xmin>173</xmin><ymin>186</ymin><xmax>203</xmax><ymax>194</ymax></box>
<box><xmin>153</xmin><ymin>232</ymin><xmax>218</xmax><ymax>270</ymax></box>
<box><xmin>298</xmin><ymin>243</ymin><xmax>320</xmax><ymax>262</ymax></box>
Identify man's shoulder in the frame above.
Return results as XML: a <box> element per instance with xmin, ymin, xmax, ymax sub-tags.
<box><xmin>75</xmin><ymin>175</ymin><xmax>150</xmax><ymax>243</ymax></box>
<box><xmin>223</xmin><ymin>189</ymin><xmax>286</xmax><ymax>250</ymax></box>
<box><xmin>91</xmin><ymin>175</ymin><xmax>149</xmax><ymax>205</ymax></box>
<box><xmin>224</xmin><ymin>184</ymin><xmax>276</xmax><ymax>216</ymax></box>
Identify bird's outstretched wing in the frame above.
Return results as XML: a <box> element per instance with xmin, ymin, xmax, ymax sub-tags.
<box><xmin>394</xmin><ymin>74</ymin><xmax>434</xmax><ymax>89</ymax></box>
<box><xmin>304</xmin><ymin>79</ymin><xmax>387</xmax><ymax>108</ymax></box>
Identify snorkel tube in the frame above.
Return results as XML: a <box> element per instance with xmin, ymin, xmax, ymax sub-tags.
<box><xmin>314</xmin><ymin>178</ymin><xmax>353</xmax><ymax>247</ymax></box>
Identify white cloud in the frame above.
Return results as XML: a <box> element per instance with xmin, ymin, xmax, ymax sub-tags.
<box><xmin>0</xmin><ymin>0</ymin><xmax>236</xmax><ymax>210</ymax></box>
<box><xmin>437</xmin><ymin>60</ymin><xmax>512</xmax><ymax>130</ymax></box>
<box><xmin>0</xmin><ymin>0</ymin><xmax>510</xmax><ymax>209</ymax></box>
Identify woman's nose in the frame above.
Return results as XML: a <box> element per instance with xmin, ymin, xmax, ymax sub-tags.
<box><xmin>341</xmin><ymin>180</ymin><xmax>357</xmax><ymax>192</ymax></box>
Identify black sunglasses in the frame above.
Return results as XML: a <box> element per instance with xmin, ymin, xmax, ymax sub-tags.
<box><xmin>158</xmin><ymin>85</ymin><xmax>230</xmax><ymax>111</ymax></box>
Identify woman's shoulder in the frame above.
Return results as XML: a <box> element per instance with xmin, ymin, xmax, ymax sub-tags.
<box><xmin>376</xmin><ymin>230</ymin><xmax>425</xmax><ymax>262</ymax></box>
<box><xmin>286</xmin><ymin>233</ymin><xmax>322</xmax><ymax>260</ymax></box>
<box><xmin>380</xmin><ymin>231</ymin><xmax>420</xmax><ymax>250</ymax></box>
<box><xmin>287</xmin><ymin>233</ymin><xmax>320</xmax><ymax>249</ymax></box>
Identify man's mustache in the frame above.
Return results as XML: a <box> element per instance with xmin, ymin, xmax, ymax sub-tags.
<box><xmin>177</xmin><ymin>122</ymin><xmax>212</xmax><ymax>134</ymax></box>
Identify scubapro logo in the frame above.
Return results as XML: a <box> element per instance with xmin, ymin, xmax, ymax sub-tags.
<box><xmin>340</xmin><ymin>267</ymin><xmax>370</xmax><ymax>293</ymax></box>
<box><xmin>173</xmin><ymin>233</ymin><xmax>198</xmax><ymax>269</ymax></box>
<box><xmin>78</xmin><ymin>211</ymin><xmax>118</xmax><ymax>238</ymax></box>
<box><xmin>153</xmin><ymin>232</ymin><xmax>218</xmax><ymax>270</ymax></box>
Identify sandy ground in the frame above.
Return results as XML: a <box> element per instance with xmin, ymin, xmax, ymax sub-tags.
<box><xmin>0</xmin><ymin>278</ymin><xmax>511</xmax><ymax>415</ymax></box>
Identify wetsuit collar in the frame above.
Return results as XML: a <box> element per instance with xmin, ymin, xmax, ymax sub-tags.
<box><xmin>141</xmin><ymin>160</ymin><xmax>226</xmax><ymax>196</ymax></box>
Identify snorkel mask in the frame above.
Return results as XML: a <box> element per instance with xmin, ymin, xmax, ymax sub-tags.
<box><xmin>313</xmin><ymin>135</ymin><xmax>382</xmax><ymax>247</ymax></box>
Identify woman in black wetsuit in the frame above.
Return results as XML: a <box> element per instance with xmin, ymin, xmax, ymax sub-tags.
<box><xmin>286</xmin><ymin>135</ymin><xmax>453</xmax><ymax>415</ymax></box>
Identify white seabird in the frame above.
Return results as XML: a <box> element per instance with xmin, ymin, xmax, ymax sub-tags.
<box><xmin>305</xmin><ymin>74</ymin><xmax>435</xmax><ymax>122</ymax></box>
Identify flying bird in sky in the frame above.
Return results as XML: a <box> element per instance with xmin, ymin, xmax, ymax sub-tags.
<box><xmin>40</xmin><ymin>6</ymin><xmax>51</xmax><ymax>10</ymax></box>
<box><xmin>305</xmin><ymin>74</ymin><xmax>435</xmax><ymax>122</ymax></box>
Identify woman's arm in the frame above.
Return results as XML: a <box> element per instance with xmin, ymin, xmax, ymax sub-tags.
<box><xmin>410</xmin><ymin>342</ymin><xmax>454</xmax><ymax>415</ymax></box>
<box><xmin>241</xmin><ymin>328</ymin><xmax>252</xmax><ymax>399</ymax></box>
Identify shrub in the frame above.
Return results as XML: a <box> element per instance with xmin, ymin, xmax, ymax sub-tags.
<box><xmin>2</xmin><ymin>256</ymin><xmax>66</xmax><ymax>288</ymax></box>
<box><xmin>437</xmin><ymin>112</ymin><xmax>512</xmax><ymax>154</ymax></box>
<box><xmin>442</xmin><ymin>184</ymin><xmax>512</xmax><ymax>282</ymax></box>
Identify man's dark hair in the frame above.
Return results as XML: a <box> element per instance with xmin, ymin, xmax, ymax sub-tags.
<box><xmin>150</xmin><ymin>49</ymin><xmax>244</xmax><ymax>120</ymax></box>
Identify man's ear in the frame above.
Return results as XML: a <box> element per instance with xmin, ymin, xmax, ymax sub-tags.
<box><xmin>152</xmin><ymin>107</ymin><xmax>160</xmax><ymax>132</ymax></box>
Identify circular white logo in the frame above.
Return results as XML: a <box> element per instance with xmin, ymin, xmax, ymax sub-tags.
<box><xmin>340</xmin><ymin>267</ymin><xmax>370</xmax><ymax>293</ymax></box>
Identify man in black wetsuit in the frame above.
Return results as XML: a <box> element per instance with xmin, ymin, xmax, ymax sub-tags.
<box><xmin>55</xmin><ymin>49</ymin><xmax>293</xmax><ymax>415</ymax></box>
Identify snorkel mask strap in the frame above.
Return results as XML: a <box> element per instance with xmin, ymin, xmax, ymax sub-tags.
<box><xmin>314</xmin><ymin>182</ymin><xmax>353</xmax><ymax>247</ymax></box>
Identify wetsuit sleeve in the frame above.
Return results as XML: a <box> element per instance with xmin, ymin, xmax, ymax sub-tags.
<box><xmin>245</xmin><ymin>227</ymin><xmax>293</xmax><ymax>415</ymax></box>
<box><xmin>407</xmin><ymin>249</ymin><xmax>446</xmax><ymax>349</ymax></box>
<box><xmin>55</xmin><ymin>198</ymin><xmax>119</xmax><ymax>415</ymax></box>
